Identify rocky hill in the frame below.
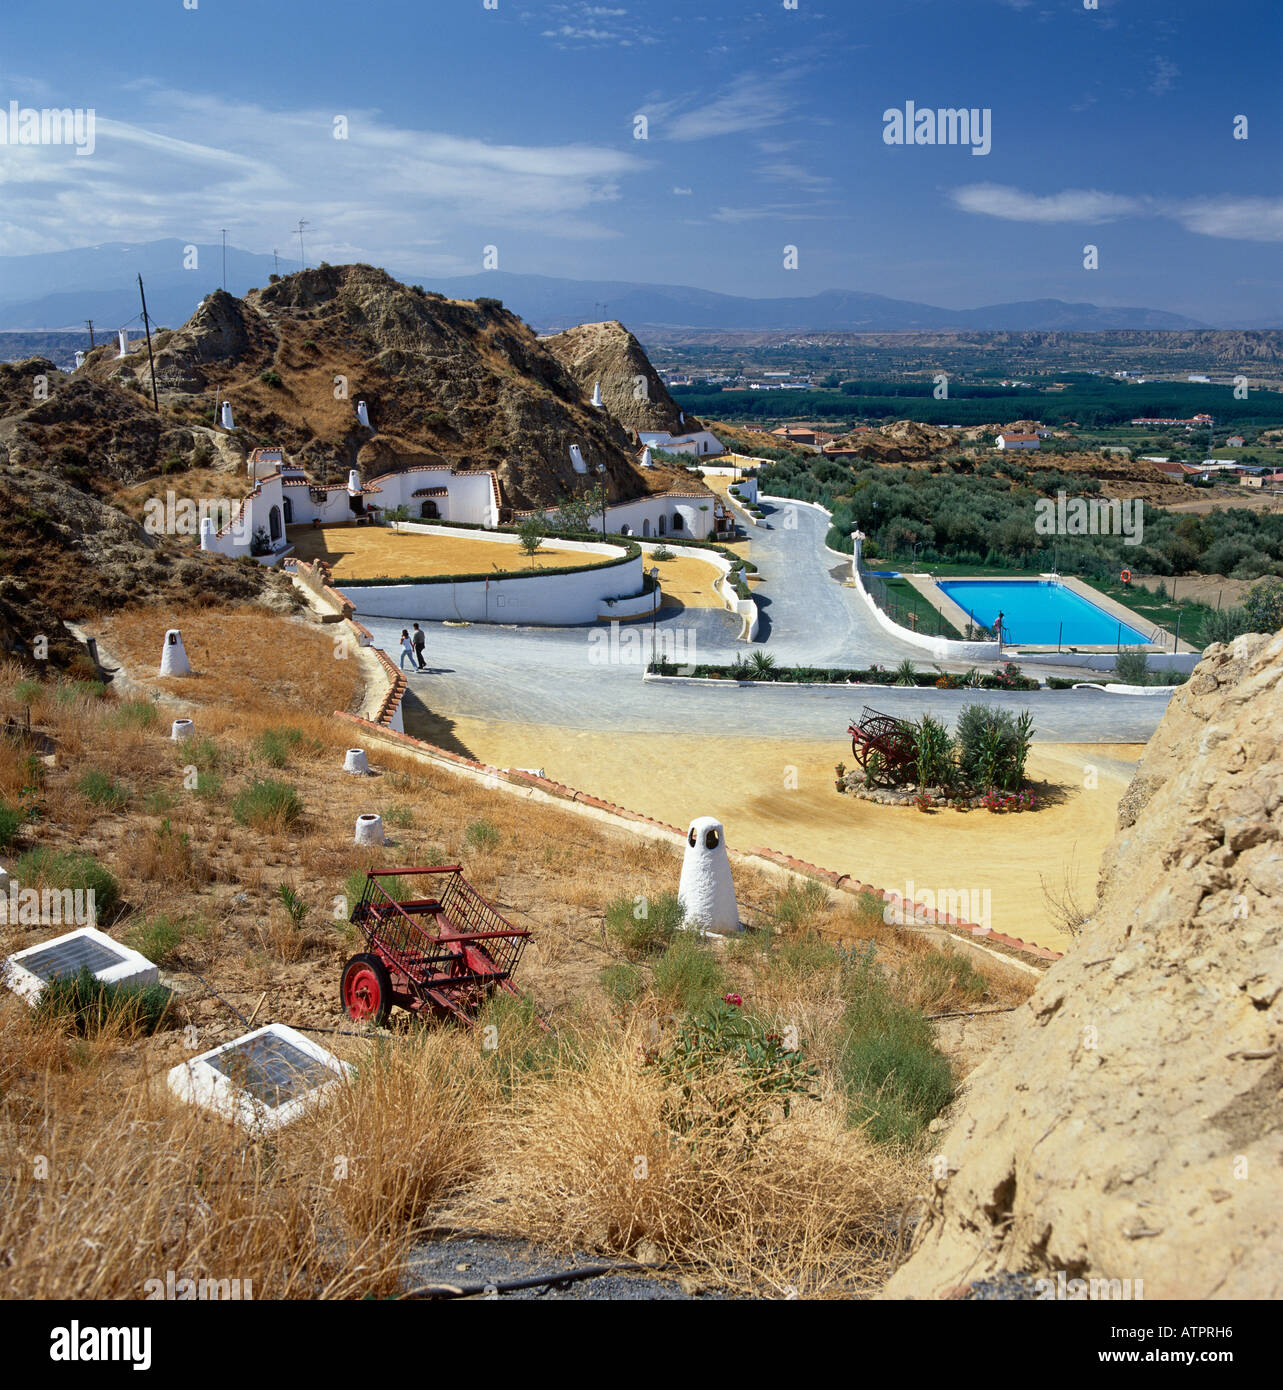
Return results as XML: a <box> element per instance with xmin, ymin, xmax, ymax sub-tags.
<box><xmin>885</xmin><ymin>630</ymin><xmax>1283</xmax><ymax>1299</ymax></box>
<box><xmin>76</xmin><ymin>266</ymin><xmax>696</xmax><ymax>510</ymax></box>
<box><xmin>542</xmin><ymin>320</ymin><xmax>697</xmax><ymax>435</ymax></box>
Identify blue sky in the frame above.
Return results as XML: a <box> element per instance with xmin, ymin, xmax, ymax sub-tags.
<box><xmin>1</xmin><ymin>0</ymin><xmax>1280</xmax><ymax>322</ymax></box>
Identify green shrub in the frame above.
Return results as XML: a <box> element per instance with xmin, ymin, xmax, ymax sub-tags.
<box><xmin>652</xmin><ymin>933</ymin><xmax>727</xmax><ymax>1012</ymax></box>
<box><xmin>604</xmin><ymin>889</ymin><xmax>684</xmax><ymax>958</ymax></box>
<box><xmin>187</xmin><ymin>737</ymin><xmax>223</xmax><ymax>772</ymax></box>
<box><xmin>381</xmin><ymin>803</ymin><xmax>414</xmax><ymax>829</ymax></box>
<box><xmin>772</xmin><ymin>878</ymin><xmax>830</xmax><ymax>933</ymax></box>
<box><xmin>125</xmin><ymin>914</ymin><xmax>203</xmax><ymax>967</ymax></box>
<box><xmin>55</xmin><ymin>680</ymin><xmax>107</xmax><ymax>705</ymax></box>
<box><xmin>912</xmin><ymin>713</ymin><xmax>955</xmax><ymax>788</ymax></box>
<box><xmin>902</xmin><ymin>948</ymin><xmax>988</xmax><ymax>1007</ymax></box>
<box><xmin>955</xmin><ymin>704</ymin><xmax>1033</xmax><ymax>791</ymax></box>
<box><xmin>108</xmin><ymin>699</ymin><xmax>157</xmax><ymax>730</ymax></box>
<box><xmin>232</xmin><ymin>779</ymin><xmax>302</xmax><ymax>830</ymax></box>
<box><xmin>34</xmin><ymin>967</ymin><xmax>170</xmax><ymax>1037</ymax></box>
<box><xmin>77</xmin><ymin>769</ymin><xmax>129</xmax><ymax>810</ymax></box>
<box><xmin>255</xmin><ymin>726</ymin><xmax>307</xmax><ymax>768</ymax></box>
<box><xmin>463</xmin><ymin>818</ymin><xmax>500</xmax><ymax>853</ymax></box>
<box><xmin>1112</xmin><ymin>650</ymin><xmax>1149</xmax><ymax>685</ymax></box>
<box><xmin>599</xmin><ymin>961</ymin><xmax>645</xmax><ymax>1008</ymax></box>
<box><xmin>0</xmin><ymin>803</ymin><xmax>21</xmax><ymax>848</ymax></box>
<box><xmin>13</xmin><ymin>678</ymin><xmax>43</xmax><ymax>704</ymax></box>
<box><xmin>10</xmin><ymin>847</ymin><xmax>120</xmax><ymax>918</ymax></box>
<box><xmin>194</xmin><ymin>770</ymin><xmax>223</xmax><ymax>800</ymax></box>
<box><xmin>837</xmin><ymin>955</ymin><xmax>954</xmax><ymax>1144</ymax></box>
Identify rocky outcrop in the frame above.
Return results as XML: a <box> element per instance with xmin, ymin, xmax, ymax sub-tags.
<box><xmin>884</xmin><ymin>631</ymin><xmax>1283</xmax><ymax>1300</ymax></box>
<box><xmin>543</xmin><ymin>320</ymin><xmax>693</xmax><ymax>434</ymax></box>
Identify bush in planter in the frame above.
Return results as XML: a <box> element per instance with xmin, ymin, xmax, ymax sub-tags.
<box><xmin>911</xmin><ymin>714</ymin><xmax>955</xmax><ymax>790</ymax></box>
<box><xmin>955</xmin><ymin>704</ymin><xmax>1034</xmax><ymax>791</ymax></box>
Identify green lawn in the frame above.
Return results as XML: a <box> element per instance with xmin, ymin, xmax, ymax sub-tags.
<box><xmin>875</xmin><ymin>577</ymin><xmax>963</xmax><ymax>639</ymax></box>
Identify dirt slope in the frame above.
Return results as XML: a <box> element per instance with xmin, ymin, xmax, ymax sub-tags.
<box><xmin>543</xmin><ymin>320</ymin><xmax>696</xmax><ymax>434</ymax></box>
<box><xmin>884</xmin><ymin>630</ymin><xmax>1283</xmax><ymax>1299</ymax></box>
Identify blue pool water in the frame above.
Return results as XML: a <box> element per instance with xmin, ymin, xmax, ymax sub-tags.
<box><xmin>937</xmin><ymin>579</ymin><xmax>1150</xmax><ymax>646</ymax></box>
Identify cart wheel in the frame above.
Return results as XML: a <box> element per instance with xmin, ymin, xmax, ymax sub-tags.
<box><xmin>341</xmin><ymin>953</ymin><xmax>392</xmax><ymax>1026</ymax></box>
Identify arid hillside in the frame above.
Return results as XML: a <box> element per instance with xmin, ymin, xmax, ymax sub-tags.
<box><xmin>543</xmin><ymin>320</ymin><xmax>698</xmax><ymax>435</ymax></box>
<box><xmin>76</xmin><ymin>266</ymin><xmax>689</xmax><ymax>510</ymax></box>
<box><xmin>885</xmin><ymin>630</ymin><xmax>1283</xmax><ymax>1299</ymax></box>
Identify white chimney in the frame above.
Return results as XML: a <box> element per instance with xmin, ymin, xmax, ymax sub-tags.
<box><xmin>347</xmin><ymin>469</ymin><xmax>362</xmax><ymax>495</ymax></box>
<box><xmin>171</xmin><ymin>718</ymin><xmax>195</xmax><ymax>742</ymax></box>
<box><xmin>679</xmin><ymin>411</ymin><xmax>685</xmax><ymax>425</ymax></box>
<box><xmin>569</xmin><ymin>444</ymin><xmax>587</xmax><ymax>474</ymax></box>
<box><xmin>357</xmin><ymin>400</ymin><xmax>371</xmax><ymax>429</ymax></box>
<box><xmin>591</xmin><ymin>381</ymin><xmax>603</xmax><ymax>408</ymax></box>
<box><xmin>159</xmin><ymin>629</ymin><xmax>192</xmax><ymax>678</ymax></box>
<box><xmin>640</xmin><ymin>447</ymin><xmax>653</xmax><ymax>469</ymax></box>
<box><xmin>117</xmin><ymin>330</ymin><xmax>128</xmax><ymax>358</ymax></box>
<box><xmin>220</xmin><ymin>401</ymin><xmax>235</xmax><ymax>430</ymax></box>
<box><xmin>74</xmin><ymin>350</ymin><xmax>86</xmax><ymax>369</ymax></box>
<box><xmin>343</xmin><ymin>748</ymin><xmax>370</xmax><ymax>776</ymax></box>
<box><xmin>677</xmin><ymin>817</ymin><xmax>741</xmax><ymax>934</ymax></box>
<box><xmin>354</xmin><ymin>813</ymin><xmax>386</xmax><ymax>846</ymax></box>
<box><xmin>199</xmin><ymin>517</ymin><xmax>215</xmax><ymax>551</ymax></box>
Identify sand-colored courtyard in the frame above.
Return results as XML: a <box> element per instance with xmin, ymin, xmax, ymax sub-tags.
<box><xmin>405</xmin><ymin>705</ymin><xmax>1142</xmax><ymax>953</ymax></box>
<box><xmin>288</xmin><ymin>524</ymin><xmax>595</xmax><ymax>579</ymax></box>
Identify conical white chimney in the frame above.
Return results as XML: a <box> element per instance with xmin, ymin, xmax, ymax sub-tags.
<box><xmin>117</xmin><ymin>330</ymin><xmax>128</xmax><ymax>358</ymax></box>
<box><xmin>591</xmin><ymin>381</ymin><xmax>603</xmax><ymax>408</ymax></box>
<box><xmin>357</xmin><ymin>400</ymin><xmax>371</xmax><ymax>429</ymax></box>
<box><xmin>220</xmin><ymin>401</ymin><xmax>235</xmax><ymax>430</ymax></box>
<box><xmin>347</xmin><ymin>469</ymin><xmax>362</xmax><ymax>494</ymax></box>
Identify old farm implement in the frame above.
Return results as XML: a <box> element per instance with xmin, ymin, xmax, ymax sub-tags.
<box><xmin>848</xmin><ymin>705</ymin><xmax>916</xmax><ymax>787</ymax></box>
<box><xmin>341</xmin><ymin>866</ymin><xmax>534</xmax><ymax>1028</ymax></box>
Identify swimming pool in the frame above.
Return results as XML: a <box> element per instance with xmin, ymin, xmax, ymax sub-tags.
<box><xmin>936</xmin><ymin>579</ymin><xmax>1151</xmax><ymax>646</ymax></box>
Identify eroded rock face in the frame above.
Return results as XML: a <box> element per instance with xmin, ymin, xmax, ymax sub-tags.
<box><xmin>543</xmin><ymin>321</ymin><xmax>692</xmax><ymax>434</ymax></box>
<box><xmin>884</xmin><ymin>631</ymin><xmax>1283</xmax><ymax>1300</ymax></box>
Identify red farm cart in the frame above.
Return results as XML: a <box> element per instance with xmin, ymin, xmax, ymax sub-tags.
<box><xmin>340</xmin><ymin>866</ymin><xmax>535</xmax><ymax>1028</ymax></box>
<box><xmin>847</xmin><ymin>706</ymin><xmax>917</xmax><ymax>788</ymax></box>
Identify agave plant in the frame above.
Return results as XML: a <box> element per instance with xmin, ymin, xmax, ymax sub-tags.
<box><xmin>893</xmin><ymin>658</ymin><xmax>918</xmax><ymax>686</ymax></box>
<box><xmin>750</xmin><ymin>650</ymin><xmax>777</xmax><ymax>679</ymax></box>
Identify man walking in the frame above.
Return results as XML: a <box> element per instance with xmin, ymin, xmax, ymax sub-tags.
<box><xmin>412</xmin><ymin>622</ymin><xmax>427</xmax><ymax>671</ymax></box>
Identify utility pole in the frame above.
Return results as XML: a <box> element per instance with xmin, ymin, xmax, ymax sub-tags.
<box><xmin>296</xmin><ymin>219</ymin><xmax>309</xmax><ymax>271</ymax></box>
<box><xmin>84</xmin><ymin>319</ymin><xmax>95</xmax><ymax>349</ymax></box>
<box><xmin>137</xmin><ymin>275</ymin><xmax>160</xmax><ymax>413</ymax></box>
<box><xmin>273</xmin><ymin>248</ymin><xmax>279</xmax><ymax>275</ymax></box>
<box><xmin>221</xmin><ymin>228</ymin><xmax>227</xmax><ymax>291</ymax></box>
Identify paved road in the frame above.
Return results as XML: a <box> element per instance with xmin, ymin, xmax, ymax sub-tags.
<box><xmin>355</xmin><ymin>500</ymin><xmax>1173</xmax><ymax>744</ymax></box>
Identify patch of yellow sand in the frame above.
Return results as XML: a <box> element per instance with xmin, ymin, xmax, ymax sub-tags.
<box><xmin>288</xmin><ymin>525</ymin><xmax>591</xmax><ymax>579</ymax></box>
<box><xmin>407</xmin><ymin>713</ymin><xmax>1145</xmax><ymax>953</ymax></box>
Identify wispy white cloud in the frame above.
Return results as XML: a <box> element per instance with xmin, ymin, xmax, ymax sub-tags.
<box><xmin>1149</xmin><ymin>57</ymin><xmax>1180</xmax><ymax>96</ymax></box>
<box><xmin>950</xmin><ymin>184</ymin><xmax>1145</xmax><ymax>224</ymax></box>
<box><xmin>950</xmin><ymin>182</ymin><xmax>1283</xmax><ymax>242</ymax></box>
<box><xmin>648</xmin><ymin>72</ymin><xmax>801</xmax><ymax>142</ymax></box>
<box><xmin>0</xmin><ymin>90</ymin><xmax>647</xmax><ymax>260</ymax></box>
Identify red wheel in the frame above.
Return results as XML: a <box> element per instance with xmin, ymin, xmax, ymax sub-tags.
<box><xmin>341</xmin><ymin>953</ymin><xmax>392</xmax><ymax>1025</ymax></box>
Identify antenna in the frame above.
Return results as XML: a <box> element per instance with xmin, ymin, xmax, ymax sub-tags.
<box><xmin>273</xmin><ymin>248</ymin><xmax>279</xmax><ymax>275</ymax></box>
<box><xmin>296</xmin><ymin>220</ymin><xmax>310</xmax><ymax>271</ymax></box>
<box><xmin>138</xmin><ymin>275</ymin><xmax>160</xmax><ymax>413</ymax></box>
<box><xmin>84</xmin><ymin>319</ymin><xmax>95</xmax><ymax>349</ymax></box>
<box><xmin>221</xmin><ymin>228</ymin><xmax>227</xmax><ymax>291</ymax></box>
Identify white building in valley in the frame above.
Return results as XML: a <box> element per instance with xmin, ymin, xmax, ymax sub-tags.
<box><xmin>996</xmin><ymin>432</ymin><xmax>1041</xmax><ymax>451</ymax></box>
<box><xmin>637</xmin><ymin>426</ymin><xmax>724</xmax><ymax>458</ymax></box>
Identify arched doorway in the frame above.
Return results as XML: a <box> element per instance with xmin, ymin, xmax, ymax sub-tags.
<box><xmin>671</xmin><ymin>512</ymin><xmax>683</xmax><ymax>532</ymax></box>
<box><xmin>658</xmin><ymin>515</ymin><xmax>667</xmax><ymax>535</ymax></box>
<box><xmin>268</xmin><ymin>505</ymin><xmax>283</xmax><ymax>542</ymax></box>
<box><xmin>420</xmin><ymin>500</ymin><xmax>440</xmax><ymax>519</ymax></box>
<box><xmin>282</xmin><ymin>497</ymin><xmax>293</xmax><ymax>524</ymax></box>
<box><xmin>642</xmin><ymin>518</ymin><xmax>650</xmax><ymax>537</ymax></box>
<box><xmin>619</xmin><ymin>524</ymin><xmax>632</xmax><ymax>536</ymax></box>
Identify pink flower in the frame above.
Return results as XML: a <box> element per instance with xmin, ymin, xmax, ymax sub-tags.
<box><xmin>723</xmin><ymin>993</ymin><xmax>743</xmax><ymax>1007</ymax></box>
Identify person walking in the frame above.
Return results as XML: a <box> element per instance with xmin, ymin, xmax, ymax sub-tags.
<box><xmin>412</xmin><ymin>622</ymin><xmax>427</xmax><ymax>671</ymax></box>
<box><xmin>398</xmin><ymin>629</ymin><xmax>415</xmax><ymax>670</ymax></box>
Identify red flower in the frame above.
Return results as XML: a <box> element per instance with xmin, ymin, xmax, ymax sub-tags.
<box><xmin>723</xmin><ymin>993</ymin><xmax>743</xmax><ymax>1007</ymax></box>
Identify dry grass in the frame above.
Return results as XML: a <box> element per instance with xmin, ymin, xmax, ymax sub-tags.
<box><xmin>0</xmin><ymin>608</ymin><xmax>1037</xmax><ymax>1298</ymax></box>
<box><xmin>459</xmin><ymin>1027</ymin><xmax>915</xmax><ymax>1295</ymax></box>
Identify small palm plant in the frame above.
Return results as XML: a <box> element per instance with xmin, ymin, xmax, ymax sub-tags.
<box><xmin>894</xmin><ymin>658</ymin><xmax>917</xmax><ymax>686</ymax></box>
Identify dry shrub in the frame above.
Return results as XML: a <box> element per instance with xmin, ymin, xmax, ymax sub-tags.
<box><xmin>300</xmin><ymin>1034</ymin><xmax>489</xmax><ymax>1259</ymax></box>
<box><xmin>462</xmin><ymin>1031</ymin><xmax>916</xmax><ymax>1295</ymax></box>
<box><xmin>116</xmin><ymin>817</ymin><xmax>214</xmax><ymax>893</ymax></box>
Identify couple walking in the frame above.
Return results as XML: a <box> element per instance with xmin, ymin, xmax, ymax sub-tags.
<box><xmin>399</xmin><ymin>623</ymin><xmax>427</xmax><ymax>671</ymax></box>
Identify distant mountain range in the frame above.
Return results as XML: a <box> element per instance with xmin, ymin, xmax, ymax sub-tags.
<box><xmin>0</xmin><ymin>238</ymin><xmax>1270</xmax><ymax>339</ymax></box>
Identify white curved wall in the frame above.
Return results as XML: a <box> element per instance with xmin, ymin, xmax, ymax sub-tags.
<box><xmin>344</xmin><ymin>551</ymin><xmax>644</xmax><ymax>625</ymax></box>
